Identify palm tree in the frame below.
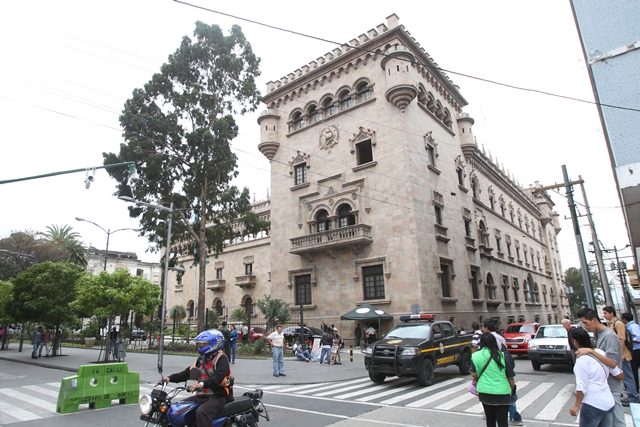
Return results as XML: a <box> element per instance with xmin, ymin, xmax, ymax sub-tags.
<box><xmin>40</xmin><ymin>224</ymin><xmax>87</xmax><ymax>268</ymax></box>
<box><xmin>169</xmin><ymin>305</ymin><xmax>187</xmax><ymax>342</ymax></box>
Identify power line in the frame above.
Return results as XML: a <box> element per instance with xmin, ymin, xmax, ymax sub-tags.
<box><xmin>173</xmin><ymin>0</ymin><xmax>640</xmax><ymax>114</ymax></box>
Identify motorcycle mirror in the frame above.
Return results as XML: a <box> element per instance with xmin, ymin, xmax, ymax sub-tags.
<box><xmin>189</xmin><ymin>367</ymin><xmax>203</xmax><ymax>380</ymax></box>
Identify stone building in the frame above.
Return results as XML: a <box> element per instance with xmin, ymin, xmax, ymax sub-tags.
<box><xmin>167</xmin><ymin>14</ymin><xmax>570</xmax><ymax>334</ymax></box>
<box><xmin>86</xmin><ymin>246</ymin><xmax>161</xmax><ymax>284</ymax></box>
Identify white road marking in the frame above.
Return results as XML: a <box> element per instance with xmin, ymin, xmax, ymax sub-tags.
<box><xmin>357</xmin><ymin>383</ymin><xmax>416</xmax><ymax>402</ymax></box>
<box><xmin>380</xmin><ymin>378</ymin><xmax>466</xmax><ymax>405</ymax></box>
<box><xmin>274</xmin><ymin>382</ymin><xmax>331</xmax><ymax>393</ymax></box>
<box><xmin>333</xmin><ymin>380</ymin><xmax>413</xmax><ymax>400</ymax></box>
<box><xmin>515</xmin><ymin>382</ymin><xmax>554</xmax><ymax>411</ymax></box>
<box><xmin>22</xmin><ymin>385</ymin><xmax>59</xmax><ymax>398</ymax></box>
<box><xmin>406</xmin><ymin>383</ymin><xmax>467</xmax><ymax>408</ymax></box>
<box><xmin>297</xmin><ymin>377</ymin><xmax>371</xmax><ymax>395</ymax></box>
<box><xmin>534</xmin><ymin>383</ymin><xmax>574</xmax><ymax>420</ymax></box>
<box><xmin>0</xmin><ymin>398</ymin><xmax>41</xmax><ymax>422</ymax></box>
<box><xmin>0</xmin><ymin>389</ymin><xmax>57</xmax><ymax>413</ymax></box>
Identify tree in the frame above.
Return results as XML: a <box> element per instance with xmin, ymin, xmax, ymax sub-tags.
<box><xmin>565</xmin><ymin>266</ymin><xmax>605</xmax><ymax>315</ymax></box>
<box><xmin>230</xmin><ymin>307</ymin><xmax>249</xmax><ymax>325</ymax></box>
<box><xmin>256</xmin><ymin>295</ymin><xmax>290</xmax><ymax>332</ymax></box>
<box><xmin>40</xmin><ymin>224</ymin><xmax>87</xmax><ymax>268</ymax></box>
<box><xmin>104</xmin><ymin>21</ymin><xmax>266</xmax><ymax>331</ymax></box>
<box><xmin>169</xmin><ymin>304</ymin><xmax>186</xmax><ymax>341</ymax></box>
<box><xmin>0</xmin><ymin>231</ymin><xmax>68</xmax><ymax>280</ymax></box>
<box><xmin>72</xmin><ymin>269</ymin><xmax>160</xmax><ymax>360</ymax></box>
<box><xmin>0</xmin><ymin>280</ymin><xmax>13</xmax><ymax>349</ymax></box>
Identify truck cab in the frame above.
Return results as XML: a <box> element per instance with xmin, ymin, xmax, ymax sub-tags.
<box><xmin>363</xmin><ymin>314</ymin><xmax>473</xmax><ymax>386</ymax></box>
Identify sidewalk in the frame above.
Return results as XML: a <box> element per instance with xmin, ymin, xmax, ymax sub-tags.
<box><xmin>0</xmin><ymin>345</ymin><xmax>367</xmax><ymax>386</ymax></box>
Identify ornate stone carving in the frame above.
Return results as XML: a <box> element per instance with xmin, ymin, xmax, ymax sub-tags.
<box><xmin>319</xmin><ymin>126</ymin><xmax>339</xmax><ymax>152</ymax></box>
<box><xmin>349</xmin><ymin>126</ymin><xmax>377</xmax><ymax>154</ymax></box>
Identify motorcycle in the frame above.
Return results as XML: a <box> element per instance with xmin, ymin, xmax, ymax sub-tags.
<box><xmin>139</xmin><ymin>370</ymin><xmax>269</xmax><ymax>427</ymax></box>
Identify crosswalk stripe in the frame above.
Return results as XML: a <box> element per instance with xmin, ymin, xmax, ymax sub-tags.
<box><xmin>534</xmin><ymin>383</ymin><xmax>574</xmax><ymax>420</ymax></box>
<box><xmin>276</xmin><ymin>382</ymin><xmax>331</xmax><ymax>393</ymax></box>
<box><xmin>45</xmin><ymin>382</ymin><xmax>61</xmax><ymax>389</ymax></box>
<box><xmin>0</xmin><ymin>398</ymin><xmax>40</xmax><ymax>422</ymax></box>
<box><xmin>333</xmin><ymin>379</ymin><xmax>414</xmax><ymax>400</ymax></box>
<box><xmin>314</xmin><ymin>381</ymin><xmax>374</xmax><ymax>397</ymax></box>
<box><xmin>464</xmin><ymin>381</ymin><xmax>535</xmax><ymax>414</ymax></box>
<box><xmin>22</xmin><ymin>385</ymin><xmax>59</xmax><ymax>398</ymax></box>
<box><xmin>406</xmin><ymin>382</ymin><xmax>467</xmax><ymax>408</ymax></box>
<box><xmin>260</xmin><ymin>385</ymin><xmax>288</xmax><ymax>391</ymax></box>
<box><xmin>0</xmin><ymin>389</ymin><xmax>57</xmax><ymax>413</ymax></box>
<box><xmin>298</xmin><ymin>377</ymin><xmax>371</xmax><ymax>395</ymax></box>
<box><xmin>356</xmin><ymin>383</ymin><xmax>416</xmax><ymax>402</ymax></box>
<box><xmin>515</xmin><ymin>382</ymin><xmax>554</xmax><ymax>411</ymax></box>
<box><xmin>380</xmin><ymin>378</ymin><xmax>466</xmax><ymax>405</ymax></box>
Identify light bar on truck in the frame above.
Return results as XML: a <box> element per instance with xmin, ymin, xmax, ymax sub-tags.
<box><xmin>399</xmin><ymin>313</ymin><xmax>435</xmax><ymax>322</ymax></box>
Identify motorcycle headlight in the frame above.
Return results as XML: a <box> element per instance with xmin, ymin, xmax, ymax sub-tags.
<box><xmin>362</xmin><ymin>346</ymin><xmax>372</xmax><ymax>355</ymax></box>
<box><xmin>139</xmin><ymin>394</ymin><xmax>153</xmax><ymax>415</ymax></box>
<box><xmin>401</xmin><ymin>347</ymin><xmax>420</xmax><ymax>356</ymax></box>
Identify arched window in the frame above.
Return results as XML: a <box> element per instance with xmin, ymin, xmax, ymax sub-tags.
<box><xmin>426</xmin><ymin>93</ymin><xmax>436</xmax><ymax>112</ymax></box>
<box><xmin>339</xmin><ymin>89</ymin><xmax>352</xmax><ymax>110</ymax></box>
<box><xmin>417</xmin><ymin>85</ymin><xmax>427</xmax><ymax>104</ymax></box>
<box><xmin>443</xmin><ymin>109</ymin><xmax>453</xmax><ymax>128</ymax></box>
<box><xmin>186</xmin><ymin>300</ymin><xmax>195</xmax><ymax>318</ymax></box>
<box><xmin>356</xmin><ymin>81</ymin><xmax>373</xmax><ymax>103</ymax></box>
<box><xmin>215</xmin><ymin>299</ymin><xmax>223</xmax><ymax>317</ymax></box>
<box><xmin>523</xmin><ymin>278</ymin><xmax>532</xmax><ymax>303</ymax></box>
<box><xmin>486</xmin><ymin>273</ymin><xmax>496</xmax><ymax>300</ymax></box>
<box><xmin>337</xmin><ymin>204</ymin><xmax>356</xmax><ymax>228</ymax></box>
<box><xmin>307</xmin><ymin>104</ymin><xmax>318</xmax><ymax>124</ymax></box>
<box><xmin>290</xmin><ymin>110</ymin><xmax>303</xmax><ymax>131</ymax></box>
<box><xmin>479</xmin><ymin>220</ymin><xmax>490</xmax><ymax>246</ymax></box>
<box><xmin>435</xmin><ymin>101</ymin><xmax>445</xmax><ymax>119</ymax></box>
<box><xmin>322</xmin><ymin>97</ymin><xmax>336</xmax><ymax>117</ymax></box>
<box><xmin>244</xmin><ymin>296</ymin><xmax>253</xmax><ymax>316</ymax></box>
<box><xmin>315</xmin><ymin>209</ymin><xmax>331</xmax><ymax>232</ymax></box>
<box><xmin>533</xmin><ymin>282</ymin><xmax>540</xmax><ymax>303</ymax></box>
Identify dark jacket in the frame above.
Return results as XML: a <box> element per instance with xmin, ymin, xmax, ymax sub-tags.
<box><xmin>168</xmin><ymin>351</ymin><xmax>231</xmax><ymax>399</ymax></box>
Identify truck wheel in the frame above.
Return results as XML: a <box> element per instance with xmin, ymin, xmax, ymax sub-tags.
<box><xmin>531</xmin><ymin>361</ymin><xmax>541</xmax><ymax>371</ymax></box>
<box><xmin>369</xmin><ymin>371</ymin><xmax>386</xmax><ymax>384</ymax></box>
<box><xmin>417</xmin><ymin>358</ymin><xmax>434</xmax><ymax>386</ymax></box>
<box><xmin>458</xmin><ymin>350</ymin><xmax>471</xmax><ymax>375</ymax></box>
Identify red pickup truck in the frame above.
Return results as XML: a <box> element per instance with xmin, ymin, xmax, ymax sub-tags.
<box><xmin>504</xmin><ymin>322</ymin><xmax>540</xmax><ymax>356</ymax></box>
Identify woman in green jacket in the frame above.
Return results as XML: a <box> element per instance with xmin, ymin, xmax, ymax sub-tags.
<box><xmin>471</xmin><ymin>333</ymin><xmax>516</xmax><ymax>427</ymax></box>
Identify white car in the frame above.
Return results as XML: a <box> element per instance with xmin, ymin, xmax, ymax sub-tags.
<box><xmin>527</xmin><ymin>324</ymin><xmax>573</xmax><ymax>371</ymax></box>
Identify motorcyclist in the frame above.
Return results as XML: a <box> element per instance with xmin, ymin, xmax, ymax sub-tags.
<box><xmin>162</xmin><ymin>329</ymin><xmax>231</xmax><ymax>426</ymax></box>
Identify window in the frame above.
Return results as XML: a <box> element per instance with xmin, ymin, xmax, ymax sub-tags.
<box><xmin>486</xmin><ymin>273</ymin><xmax>496</xmax><ymax>300</ymax></box>
<box><xmin>500</xmin><ymin>202</ymin><xmax>506</xmax><ymax>217</ymax></box>
<box><xmin>426</xmin><ymin>144</ymin><xmax>436</xmax><ymax>166</ymax></box>
<box><xmin>441</xmin><ymin>322</ymin><xmax>455</xmax><ymax>338</ymax></box>
<box><xmin>512</xmin><ymin>278</ymin><xmax>520</xmax><ymax>302</ymax></box>
<box><xmin>434</xmin><ymin>205</ymin><xmax>443</xmax><ymax>225</ymax></box>
<box><xmin>294</xmin><ymin>163</ymin><xmax>307</xmax><ymax>185</ymax></box>
<box><xmin>470</xmin><ymin>268</ymin><xmax>480</xmax><ymax>299</ymax></box>
<box><xmin>440</xmin><ymin>261</ymin><xmax>453</xmax><ymax>298</ymax></box>
<box><xmin>471</xmin><ymin>178</ymin><xmax>478</xmax><ymax>198</ymax></box>
<box><xmin>322</xmin><ymin>97</ymin><xmax>336</xmax><ymax>117</ymax></box>
<box><xmin>510</xmin><ymin>210</ymin><xmax>515</xmax><ymax>223</ymax></box>
<box><xmin>479</xmin><ymin>221</ymin><xmax>490</xmax><ymax>246</ymax></box>
<box><xmin>187</xmin><ymin>300</ymin><xmax>195</xmax><ymax>318</ymax></box>
<box><xmin>443</xmin><ymin>109</ymin><xmax>453</xmax><ymax>128</ymax></box>
<box><xmin>523</xmin><ymin>277</ymin><xmax>532</xmax><ymax>303</ymax></box>
<box><xmin>338</xmin><ymin>204</ymin><xmax>356</xmax><ymax>228</ymax></box>
<box><xmin>464</xmin><ymin>218</ymin><xmax>472</xmax><ymax>237</ymax></box>
<box><xmin>244</xmin><ymin>297</ymin><xmax>253</xmax><ymax>316</ymax></box>
<box><xmin>290</xmin><ymin>111</ymin><xmax>303</xmax><ymax>131</ymax></box>
<box><xmin>356</xmin><ymin>139</ymin><xmax>373</xmax><ymax>165</ymax></box>
<box><xmin>244</xmin><ymin>263</ymin><xmax>253</xmax><ymax>276</ymax></box>
<box><xmin>339</xmin><ymin>89</ymin><xmax>352</xmax><ymax>110</ymax></box>
<box><xmin>136</xmin><ymin>268</ymin><xmax>144</xmax><ymax>277</ymax></box>
<box><xmin>215</xmin><ymin>300</ymin><xmax>223</xmax><ymax>317</ymax></box>
<box><xmin>457</xmin><ymin>167</ymin><xmax>464</xmax><ymax>186</ymax></box>
<box><xmin>495</xmin><ymin>235</ymin><xmax>502</xmax><ymax>253</ymax></box>
<box><xmin>307</xmin><ymin>105</ymin><xmax>318</xmax><ymax>124</ymax></box>
<box><xmin>356</xmin><ymin>81</ymin><xmax>373</xmax><ymax>102</ymax></box>
<box><xmin>515</xmin><ymin>242</ymin><xmax>521</xmax><ymax>261</ymax></box>
<box><xmin>294</xmin><ymin>274</ymin><xmax>312</xmax><ymax>305</ymax></box>
<box><xmin>315</xmin><ymin>209</ymin><xmax>331</xmax><ymax>232</ymax></box>
<box><xmin>216</xmin><ymin>268</ymin><xmax>223</xmax><ymax>279</ymax></box>
<box><xmin>489</xmin><ymin>195</ymin><xmax>495</xmax><ymax>210</ymax></box>
<box><xmin>363</xmin><ymin>265</ymin><xmax>385</xmax><ymax>300</ymax></box>
<box><xmin>533</xmin><ymin>282</ymin><xmax>540</xmax><ymax>303</ymax></box>
<box><xmin>502</xmin><ymin>275</ymin><xmax>510</xmax><ymax>301</ymax></box>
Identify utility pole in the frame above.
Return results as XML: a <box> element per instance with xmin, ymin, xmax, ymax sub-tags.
<box><xmin>562</xmin><ymin>165</ymin><xmax>596</xmax><ymax>309</ymax></box>
<box><xmin>578</xmin><ymin>176</ymin><xmax>614</xmax><ymax>307</ymax></box>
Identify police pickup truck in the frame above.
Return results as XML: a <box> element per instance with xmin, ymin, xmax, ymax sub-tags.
<box><xmin>363</xmin><ymin>314</ymin><xmax>473</xmax><ymax>386</ymax></box>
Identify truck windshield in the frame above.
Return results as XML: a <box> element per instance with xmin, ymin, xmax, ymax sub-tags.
<box><xmin>535</xmin><ymin>326</ymin><xmax>567</xmax><ymax>338</ymax></box>
<box><xmin>384</xmin><ymin>324</ymin><xmax>431</xmax><ymax>339</ymax></box>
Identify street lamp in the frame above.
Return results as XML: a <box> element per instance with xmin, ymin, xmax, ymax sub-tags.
<box><xmin>74</xmin><ymin>217</ymin><xmax>138</xmax><ymax>271</ymax></box>
<box><xmin>119</xmin><ymin>196</ymin><xmax>173</xmax><ymax>374</ymax></box>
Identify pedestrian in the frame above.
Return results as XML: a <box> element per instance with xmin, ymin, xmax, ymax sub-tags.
<box><xmin>39</xmin><ymin>327</ymin><xmax>51</xmax><ymax>357</ymax></box>
<box><xmin>293</xmin><ymin>339</ymin><xmax>311</xmax><ymax>362</ymax></box>
<box><xmin>576</xmin><ymin>307</ymin><xmax>626</xmax><ymax>427</ymax></box>
<box><xmin>471</xmin><ymin>333</ymin><xmax>515</xmax><ymax>427</ymax></box>
<box><xmin>31</xmin><ymin>326</ymin><xmax>43</xmax><ymax>359</ymax></box>
<box><xmin>228</xmin><ymin>324</ymin><xmax>237</xmax><ymax>364</ymax></box>
<box><xmin>354</xmin><ymin>323</ymin><xmax>362</xmax><ymax>349</ymax></box>
<box><xmin>569</xmin><ymin>327</ymin><xmax>616</xmax><ymax>426</ymax></box>
<box><xmin>220</xmin><ymin>321</ymin><xmax>231</xmax><ymax>359</ymax></box>
<box><xmin>603</xmin><ymin>306</ymin><xmax>639</xmax><ymax>404</ymax></box>
<box><xmin>319</xmin><ymin>330</ymin><xmax>333</xmax><ymax>364</ymax></box>
<box><xmin>266</xmin><ymin>325</ymin><xmax>286</xmax><ymax>377</ymax></box>
<box><xmin>241</xmin><ymin>323</ymin><xmax>249</xmax><ymax>344</ymax></box>
<box><xmin>109</xmin><ymin>326</ymin><xmax>118</xmax><ymax>360</ymax></box>
<box><xmin>162</xmin><ymin>329</ymin><xmax>231</xmax><ymax>426</ymax></box>
<box><xmin>471</xmin><ymin>321</ymin><xmax>482</xmax><ymax>352</ymax></box>
<box><xmin>562</xmin><ymin>319</ymin><xmax>578</xmax><ymax>363</ymax></box>
<box><xmin>365</xmin><ymin>325</ymin><xmax>377</xmax><ymax>344</ymax></box>
<box><xmin>622</xmin><ymin>312</ymin><xmax>640</xmax><ymax>392</ymax></box>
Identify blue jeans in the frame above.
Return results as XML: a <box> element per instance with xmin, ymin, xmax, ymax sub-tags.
<box><xmin>579</xmin><ymin>402</ymin><xmax>613</xmax><ymax>427</ymax></box>
<box><xmin>230</xmin><ymin>342</ymin><xmax>237</xmax><ymax>363</ymax></box>
<box><xmin>320</xmin><ymin>346</ymin><xmax>331</xmax><ymax>364</ymax></box>
<box><xmin>295</xmin><ymin>350</ymin><xmax>310</xmax><ymax>361</ymax></box>
<box><xmin>272</xmin><ymin>347</ymin><xmax>284</xmax><ymax>375</ymax></box>
<box><xmin>509</xmin><ymin>393</ymin><xmax>522</xmax><ymax>421</ymax></box>
<box><xmin>622</xmin><ymin>360</ymin><xmax>639</xmax><ymax>402</ymax></box>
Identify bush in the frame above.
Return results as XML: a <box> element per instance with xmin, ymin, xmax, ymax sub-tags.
<box><xmin>164</xmin><ymin>341</ymin><xmax>196</xmax><ymax>352</ymax></box>
<box><xmin>237</xmin><ymin>340</ymin><xmax>269</xmax><ymax>357</ymax></box>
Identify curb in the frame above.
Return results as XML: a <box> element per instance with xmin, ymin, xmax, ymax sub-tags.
<box><xmin>0</xmin><ymin>355</ymin><xmax>78</xmax><ymax>373</ymax></box>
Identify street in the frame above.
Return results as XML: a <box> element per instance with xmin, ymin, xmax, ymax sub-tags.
<box><xmin>2</xmin><ymin>354</ymin><xmax>633</xmax><ymax>427</ymax></box>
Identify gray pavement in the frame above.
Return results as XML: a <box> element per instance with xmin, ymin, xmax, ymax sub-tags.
<box><xmin>0</xmin><ymin>345</ymin><xmax>367</xmax><ymax>386</ymax></box>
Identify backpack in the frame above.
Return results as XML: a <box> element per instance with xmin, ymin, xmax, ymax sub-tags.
<box><xmin>615</xmin><ymin>320</ymin><xmax>633</xmax><ymax>352</ymax></box>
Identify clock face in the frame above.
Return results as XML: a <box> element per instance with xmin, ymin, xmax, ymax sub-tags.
<box><xmin>319</xmin><ymin>126</ymin><xmax>339</xmax><ymax>152</ymax></box>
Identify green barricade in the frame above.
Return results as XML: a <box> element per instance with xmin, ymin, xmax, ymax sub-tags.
<box><xmin>56</xmin><ymin>362</ymin><xmax>139</xmax><ymax>414</ymax></box>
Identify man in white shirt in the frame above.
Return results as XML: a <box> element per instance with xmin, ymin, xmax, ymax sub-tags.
<box><xmin>267</xmin><ymin>325</ymin><xmax>286</xmax><ymax>377</ymax></box>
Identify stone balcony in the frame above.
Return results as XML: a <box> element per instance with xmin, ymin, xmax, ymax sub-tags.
<box><xmin>290</xmin><ymin>224</ymin><xmax>373</xmax><ymax>255</ymax></box>
<box><xmin>206</xmin><ymin>279</ymin><xmax>225</xmax><ymax>291</ymax></box>
<box><xmin>235</xmin><ymin>275</ymin><xmax>256</xmax><ymax>288</ymax></box>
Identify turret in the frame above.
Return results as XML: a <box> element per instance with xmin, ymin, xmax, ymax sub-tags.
<box><xmin>257</xmin><ymin>109</ymin><xmax>281</xmax><ymax>160</ymax></box>
<box><xmin>380</xmin><ymin>43</ymin><xmax>418</xmax><ymax>111</ymax></box>
<box><xmin>457</xmin><ymin>112</ymin><xmax>476</xmax><ymax>160</ymax></box>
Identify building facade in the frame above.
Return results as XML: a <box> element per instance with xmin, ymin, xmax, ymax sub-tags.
<box><xmin>86</xmin><ymin>246</ymin><xmax>161</xmax><ymax>285</ymax></box>
<box><xmin>166</xmin><ymin>15</ymin><xmax>570</xmax><ymax>334</ymax></box>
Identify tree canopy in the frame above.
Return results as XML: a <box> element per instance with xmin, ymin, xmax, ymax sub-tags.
<box><xmin>0</xmin><ymin>280</ymin><xmax>13</xmax><ymax>323</ymax></box>
<box><xmin>40</xmin><ymin>224</ymin><xmax>87</xmax><ymax>268</ymax></box>
<box><xmin>104</xmin><ymin>22</ymin><xmax>265</xmax><ymax>330</ymax></box>
<box><xmin>256</xmin><ymin>295</ymin><xmax>291</xmax><ymax>332</ymax></box>
<box><xmin>0</xmin><ymin>231</ymin><xmax>68</xmax><ymax>280</ymax></box>
<box><xmin>565</xmin><ymin>266</ymin><xmax>605</xmax><ymax>315</ymax></box>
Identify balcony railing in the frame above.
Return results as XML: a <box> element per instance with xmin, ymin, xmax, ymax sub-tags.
<box><xmin>206</xmin><ymin>279</ymin><xmax>225</xmax><ymax>291</ymax></box>
<box><xmin>235</xmin><ymin>275</ymin><xmax>256</xmax><ymax>288</ymax></box>
<box><xmin>290</xmin><ymin>224</ymin><xmax>372</xmax><ymax>255</ymax></box>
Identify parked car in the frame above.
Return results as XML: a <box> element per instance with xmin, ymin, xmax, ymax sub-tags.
<box><xmin>131</xmin><ymin>329</ymin><xmax>147</xmax><ymax>341</ymax></box>
<box><xmin>282</xmin><ymin>326</ymin><xmax>323</xmax><ymax>345</ymax></box>
<box><xmin>528</xmin><ymin>324</ymin><xmax>573</xmax><ymax>370</ymax></box>
<box><xmin>503</xmin><ymin>322</ymin><xmax>540</xmax><ymax>356</ymax></box>
<box><xmin>238</xmin><ymin>326</ymin><xmax>265</xmax><ymax>343</ymax></box>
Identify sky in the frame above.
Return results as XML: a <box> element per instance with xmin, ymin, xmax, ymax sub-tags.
<box><xmin>0</xmin><ymin>1</ymin><xmax>633</xmax><ymax>301</ymax></box>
